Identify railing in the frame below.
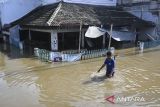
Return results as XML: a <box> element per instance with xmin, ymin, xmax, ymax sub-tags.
<box><xmin>34</xmin><ymin>48</ymin><xmax>51</xmax><ymax>62</ymax></box>
<box><xmin>81</xmin><ymin>49</ymin><xmax>108</xmax><ymax>60</ymax></box>
<box><xmin>61</xmin><ymin>49</ymin><xmax>87</xmax><ymax>54</ymax></box>
<box><xmin>34</xmin><ymin>48</ymin><xmax>112</xmax><ymax>62</ymax></box>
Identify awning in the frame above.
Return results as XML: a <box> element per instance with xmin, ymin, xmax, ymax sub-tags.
<box><xmin>85</xmin><ymin>26</ymin><xmax>107</xmax><ymax>38</ymax></box>
<box><xmin>85</xmin><ymin>26</ymin><xmax>136</xmax><ymax>41</ymax></box>
<box><xmin>107</xmin><ymin>31</ymin><xmax>136</xmax><ymax>41</ymax></box>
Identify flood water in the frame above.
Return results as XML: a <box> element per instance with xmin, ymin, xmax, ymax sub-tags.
<box><xmin>0</xmin><ymin>43</ymin><xmax>160</xmax><ymax>107</ymax></box>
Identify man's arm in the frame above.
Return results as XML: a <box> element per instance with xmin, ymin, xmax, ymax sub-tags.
<box><xmin>97</xmin><ymin>63</ymin><xmax>105</xmax><ymax>72</ymax></box>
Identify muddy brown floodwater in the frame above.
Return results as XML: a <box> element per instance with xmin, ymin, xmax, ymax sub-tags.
<box><xmin>0</xmin><ymin>43</ymin><xmax>160</xmax><ymax>107</ymax></box>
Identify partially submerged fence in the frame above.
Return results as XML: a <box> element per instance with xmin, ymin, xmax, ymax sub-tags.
<box><xmin>34</xmin><ymin>48</ymin><xmax>112</xmax><ymax>62</ymax></box>
<box><xmin>34</xmin><ymin>48</ymin><xmax>50</xmax><ymax>62</ymax></box>
<box><xmin>34</xmin><ymin>40</ymin><xmax>160</xmax><ymax>62</ymax></box>
<box><xmin>81</xmin><ymin>49</ymin><xmax>107</xmax><ymax>60</ymax></box>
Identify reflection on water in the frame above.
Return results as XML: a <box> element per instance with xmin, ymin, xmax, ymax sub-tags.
<box><xmin>0</xmin><ymin>43</ymin><xmax>160</xmax><ymax>107</ymax></box>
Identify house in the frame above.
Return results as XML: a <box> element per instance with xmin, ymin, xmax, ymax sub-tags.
<box><xmin>7</xmin><ymin>1</ymin><xmax>154</xmax><ymax>51</ymax></box>
<box><xmin>117</xmin><ymin>0</ymin><xmax>160</xmax><ymax>41</ymax></box>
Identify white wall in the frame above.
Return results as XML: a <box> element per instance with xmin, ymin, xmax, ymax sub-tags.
<box><xmin>0</xmin><ymin>0</ymin><xmax>41</xmax><ymax>26</ymax></box>
<box><xmin>51</xmin><ymin>32</ymin><xmax>58</xmax><ymax>51</ymax></box>
<box><xmin>43</xmin><ymin>0</ymin><xmax>117</xmax><ymax>6</ymax></box>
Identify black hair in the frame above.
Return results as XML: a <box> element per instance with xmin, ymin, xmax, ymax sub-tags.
<box><xmin>107</xmin><ymin>51</ymin><xmax>112</xmax><ymax>56</ymax></box>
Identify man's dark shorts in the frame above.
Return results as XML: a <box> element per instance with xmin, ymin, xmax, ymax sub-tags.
<box><xmin>106</xmin><ymin>71</ymin><xmax>114</xmax><ymax>77</ymax></box>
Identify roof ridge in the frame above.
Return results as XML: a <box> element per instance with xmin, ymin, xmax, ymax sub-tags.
<box><xmin>47</xmin><ymin>2</ymin><xmax>62</xmax><ymax>26</ymax></box>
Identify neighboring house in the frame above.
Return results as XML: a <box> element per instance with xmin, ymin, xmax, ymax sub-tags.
<box><xmin>8</xmin><ymin>1</ymin><xmax>154</xmax><ymax>51</ymax></box>
<box><xmin>117</xmin><ymin>0</ymin><xmax>160</xmax><ymax>41</ymax></box>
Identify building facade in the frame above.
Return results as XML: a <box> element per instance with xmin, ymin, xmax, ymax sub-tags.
<box><xmin>117</xmin><ymin>0</ymin><xmax>160</xmax><ymax>40</ymax></box>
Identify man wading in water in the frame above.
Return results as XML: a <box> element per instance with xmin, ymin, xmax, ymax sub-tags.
<box><xmin>97</xmin><ymin>51</ymin><xmax>115</xmax><ymax>78</ymax></box>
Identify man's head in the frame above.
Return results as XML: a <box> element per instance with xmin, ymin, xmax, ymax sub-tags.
<box><xmin>107</xmin><ymin>51</ymin><xmax>112</xmax><ymax>58</ymax></box>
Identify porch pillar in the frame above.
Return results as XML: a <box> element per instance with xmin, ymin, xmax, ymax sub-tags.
<box><xmin>51</xmin><ymin>31</ymin><xmax>58</xmax><ymax>51</ymax></box>
<box><xmin>29</xmin><ymin>29</ymin><xmax>31</xmax><ymax>41</ymax></box>
<box><xmin>3</xmin><ymin>36</ymin><xmax>7</xmax><ymax>42</ymax></box>
<box><xmin>81</xmin><ymin>31</ymin><xmax>85</xmax><ymax>48</ymax></box>
<box><xmin>62</xmin><ymin>33</ymin><xmax>65</xmax><ymax>50</ymax></box>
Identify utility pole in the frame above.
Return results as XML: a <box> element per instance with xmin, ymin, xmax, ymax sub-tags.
<box><xmin>158</xmin><ymin>10</ymin><xmax>160</xmax><ymax>39</ymax></box>
<box><xmin>0</xmin><ymin>10</ymin><xmax>2</xmax><ymax>33</ymax></box>
<box><xmin>141</xmin><ymin>0</ymin><xmax>143</xmax><ymax>19</ymax></box>
<box><xmin>108</xmin><ymin>24</ymin><xmax>113</xmax><ymax>49</ymax></box>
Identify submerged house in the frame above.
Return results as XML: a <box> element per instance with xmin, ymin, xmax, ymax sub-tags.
<box><xmin>7</xmin><ymin>1</ymin><xmax>155</xmax><ymax>51</ymax></box>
